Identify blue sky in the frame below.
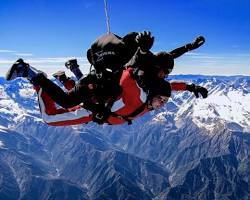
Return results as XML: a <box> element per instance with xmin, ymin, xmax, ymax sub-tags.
<box><xmin>0</xmin><ymin>0</ymin><xmax>249</xmax><ymax>76</ymax></box>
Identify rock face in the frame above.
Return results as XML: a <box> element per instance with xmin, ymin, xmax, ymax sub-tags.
<box><xmin>0</xmin><ymin>75</ymin><xmax>250</xmax><ymax>200</ymax></box>
<box><xmin>0</xmin><ymin>128</ymin><xmax>89</xmax><ymax>200</ymax></box>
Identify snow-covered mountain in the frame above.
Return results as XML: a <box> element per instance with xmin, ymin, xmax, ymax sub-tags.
<box><xmin>0</xmin><ymin>75</ymin><xmax>250</xmax><ymax>200</ymax></box>
<box><xmin>171</xmin><ymin>76</ymin><xmax>250</xmax><ymax>132</ymax></box>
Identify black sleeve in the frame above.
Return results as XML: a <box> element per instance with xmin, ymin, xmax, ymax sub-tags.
<box><xmin>122</xmin><ymin>32</ymin><xmax>140</xmax><ymax>63</ymax></box>
<box><xmin>168</xmin><ymin>45</ymin><xmax>189</xmax><ymax>59</ymax></box>
<box><xmin>122</xmin><ymin>32</ymin><xmax>138</xmax><ymax>46</ymax></box>
<box><xmin>125</xmin><ymin>48</ymin><xmax>154</xmax><ymax>69</ymax></box>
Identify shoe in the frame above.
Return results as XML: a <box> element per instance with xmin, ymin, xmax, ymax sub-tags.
<box><xmin>6</xmin><ymin>59</ymin><xmax>29</xmax><ymax>81</ymax></box>
<box><xmin>52</xmin><ymin>70</ymin><xmax>68</xmax><ymax>83</ymax></box>
<box><xmin>65</xmin><ymin>59</ymin><xmax>79</xmax><ymax>70</ymax></box>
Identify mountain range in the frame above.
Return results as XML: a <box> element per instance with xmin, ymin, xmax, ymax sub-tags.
<box><xmin>0</xmin><ymin>75</ymin><xmax>250</xmax><ymax>200</ymax></box>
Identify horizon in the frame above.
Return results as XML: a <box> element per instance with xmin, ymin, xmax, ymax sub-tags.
<box><xmin>1</xmin><ymin>0</ymin><xmax>250</xmax><ymax>76</ymax></box>
<box><xmin>1</xmin><ymin>73</ymin><xmax>250</xmax><ymax>80</ymax></box>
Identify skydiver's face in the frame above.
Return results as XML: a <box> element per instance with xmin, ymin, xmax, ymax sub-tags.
<box><xmin>157</xmin><ymin>68</ymin><xmax>172</xmax><ymax>79</ymax></box>
<box><xmin>151</xmin><ymin>95</ymin><xmax>169</xmax><ymax>110</ymax></box>
<box><xmin>157</xmin><ymin>69</ymin><xmax>168</xmax><ymax>79</ymax></box>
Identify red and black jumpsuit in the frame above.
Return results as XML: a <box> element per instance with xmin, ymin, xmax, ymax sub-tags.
<box><xmin>37</xmin><ymin>68</ymin><xmax>189</xmax><ymax>126</ymax></box>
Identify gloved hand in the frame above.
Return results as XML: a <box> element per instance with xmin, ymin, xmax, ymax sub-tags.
<box><xmin>92</xmin><ymin>106</ymin><xmax>111</xmax><ymax>125</ymax></box>
<box><xmin>65</xmin><ymin>59</ymin><xmax>79</xmax><ymax>70</ymax></box>
<box><xmin>136</xmin><ymin>31</ymin><xmax>154</xmax><ymax>52</ymax></box>
<box><xmin>186</xmin><ymin>36</ymin><xmax>205</xmax><ymax>51</ymax></box>
<box><xmin>186</xmin><ymin>83</ymin><xmax>208</xmax><ymax>98</ymax></box>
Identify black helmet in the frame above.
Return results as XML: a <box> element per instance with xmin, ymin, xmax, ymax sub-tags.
<box><xmin>148</xmin><ymin>79</ymin><xmax>171</xmax><ymax>99</ymax></box>
<box><xmin>154</xmin><ymin>51</ymin><xmax>174</xmax><ymax>73</ymax></box>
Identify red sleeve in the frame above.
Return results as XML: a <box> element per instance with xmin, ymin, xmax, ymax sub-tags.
<box><xmin>171</xmin><ymin>82</ymin><xmax>187</xmax><ymax>91</ymax></box>
<box><xmin>117</xmin><ymin>68</ymin><xmax>145</xmax><ymax>115</ymax></box>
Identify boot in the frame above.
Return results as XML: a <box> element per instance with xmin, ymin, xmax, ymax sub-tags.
<box><xmin>52</xmin><ymin>70</ymin><xmax>68</xmax><ymax>83</ymax></box>
<box><xmin>6</xmin><ymin>58</ymin><xmax>45</xmax><ymax>82</ymax></box>
<box><xmin>6</xmin><ymin>59</ymin><xmax>29</xmax><ymax>80</ymax></box>
<box><xmin>65</xmin><ymin>59</ymin><xmax>83</xmax><ymax>80</ymax></box>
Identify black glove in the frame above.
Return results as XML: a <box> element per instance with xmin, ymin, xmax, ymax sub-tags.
<box><xmin>186</xmin><ymin>84</ymin><xmax>208</xmax><ymax>98</ymax></box>
<box><xmin>136</xmin><ymin>31</ymin><xmax>154</xmax><ymax>52</ymax></box>
<box><xmin>92</xmin><ymin>106</ymin><xmax>111</xmax><ymax>125</ymax></box>
<box><xmin>186</xmin><ymin>36</ymin><xmax>205</xmax><ymax>51</ymax></box>
<box><xmin>65</xmin><ymin>59</ymin><xmax>79</xmax><ymax>70</ymax></box>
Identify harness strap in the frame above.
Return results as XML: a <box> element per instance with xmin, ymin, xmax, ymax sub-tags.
<box><xmin>111</xmin><ymin>103</ymin><xmax>148</xmax><ymax>125</ymax></box>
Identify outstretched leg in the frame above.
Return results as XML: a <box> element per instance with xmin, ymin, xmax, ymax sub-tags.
<box><xmin>6</xmin><ymin>59</ymin><xmax>92</xmax><ymax>109</ymax></box>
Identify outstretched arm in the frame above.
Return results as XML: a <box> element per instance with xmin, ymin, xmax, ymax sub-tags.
<box><xmin>124</xmin><ymin>48</ymin><xmax>155</xmax><ymax>69</ymax></box>
<box><xmin>169</xmin><ymin>36</ymin><xmax>205</xmax><ymax>59</ymax></box>
<box><xmin>171</xmin><ymin>82</ymin><xmax>208</xmax><ymax>98</ymax></box>
<box><xmin>124</xmin><ymin>31</ymin><xmax>155</xmax><ymax>68</ymax></box>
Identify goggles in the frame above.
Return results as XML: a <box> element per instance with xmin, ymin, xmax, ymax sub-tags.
<box><xmin>164</xmin><ymin>68</ymin><xmax>173</xmax><ymax>74</ymax></box>
<box><xmin>154</xmin><ymin>65</ymin><xmax>173</xmax><ymax>74</ymax></box>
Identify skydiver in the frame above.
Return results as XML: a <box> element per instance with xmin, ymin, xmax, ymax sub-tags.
<box><xmin>126</xmin><ymin>32</ymin><xmax>205</xmax><ymax>91</ymax></box>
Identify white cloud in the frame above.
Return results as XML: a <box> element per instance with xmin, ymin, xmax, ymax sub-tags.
<box><xmin>236</xmin><ymin>53</ymin><xmax>250</xmax><ymax>57</ymax></box>
<box><xmin>185</xmin><ymin>52</ymin><xmax>202</xmax><ymax>56</ymax></box>
<box><xmin>0</xmin><ymin>53</ymin><xmax>249</xmax><ymax>76</ymax></box>
<box><xmin>26</xmin><ymin>56</ymin><xmax>88</xmax><ymax>63</ymax></box>
<box><xmin>15</xmin><ymin>53</ymin><xmax>34</xmax><ymax>56</ymax></box>
<box><xmin>0</xmin><ymin>50</ymin><xmax>16</xmax><ymax>53</ymax></box>
<box><xmin>184</xmin><ymin>52</ymin><xmax>225</xmax><ymax>60</ymax></box>
<box><xmin>0</xmin><ymin>59</ymin><xmax>16</xmax><ymax>64</ymax></box>
<box><xmin>0</xmin><ymin>57</ymin><xmax>89</xmax><ymax>64</ymax></box>
<box><xmin>0</xmin><ymin>141</ymin><xmax>5</xmax><ymax>148</ymax></box>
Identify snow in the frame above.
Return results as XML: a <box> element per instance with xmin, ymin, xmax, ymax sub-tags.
<box><xmin>0</xmin><ymin>140</ymin><xmax>4</xmax><ymax>148</ymax></box>
<box><xmin>175</xmin><ymin>81</ymin><xmax>250</xmax><ymax>132</ymax></box>
<box><xmin>0</xmin><ymin>79</ymin><xmax>39</xmax><ymax>127</ymax></box>
<box><xmin>1</xmin><ymin>75</ymin><xmax>250</xmax><ymax>133</ymax></box>
<box><xmin>0</xmin><ymin>125</ymin><xmax>8</xmax><ymax>133</ymax></box>
<box><xmin>19</xmin><ymin>88</ymin><xmax>35</xmax><ymax>98</ymax></box>
<box><xmin>152</xmin><ymin>112</ymin><xmax>168</xmax><ymax>123</ymax></box>
<box><xmin>0</xmin><ymin>125</ymin><xmax>6</xmax><ymax>147</ymax></box>
<box><xmin>0</xmin><ymin>86</ymin><xmax>8</xmax><ymax>99</ymax></box>
<box><xmin>0</xmin><ymin>99</ymin><xmax>25</xmax><ymax>116</ymax></box>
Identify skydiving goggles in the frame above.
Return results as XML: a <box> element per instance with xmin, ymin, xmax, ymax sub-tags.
<box><xmin>154</xmin><ymin>65</ymin><xmax>173</xmax><ymax>74</ymax></box>
<box><xmin>163</xmin><ymin>68</ymin><xmax>173</xmax><ymax>74</ymax></box>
